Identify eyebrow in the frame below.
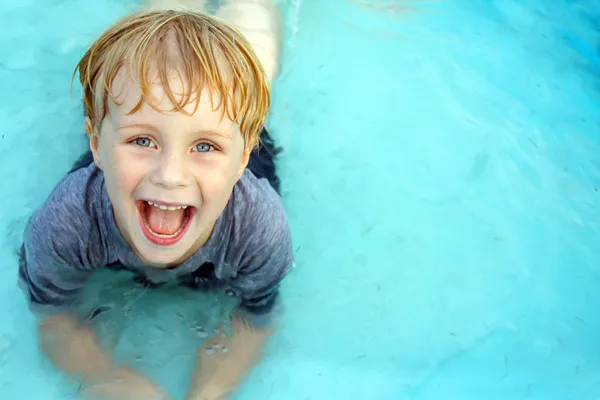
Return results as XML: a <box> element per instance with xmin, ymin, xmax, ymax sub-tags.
<box><xmin>117</xmin><ymin>123</ymin><xmax>158</xmax><ymax>132</ymax></box>
<box><xmin>201</xmin><ymin>129</ymin><xmax>232</xmax><ymax>140</ymax></box>
<box><xmin>117</xmin><ymin>123</ymin><xmax>231</xmax><ymax>139</ymax></box>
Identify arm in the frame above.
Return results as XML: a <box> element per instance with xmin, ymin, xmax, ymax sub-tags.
<box><xmin>216</xmin><ymin>0</ymin><xmax>283</xmax><ymax>84</ymax></box>
<box><xmin>39</xmin><ymin>313</ymin><xmax>115</xmax><ymax>380</ymax></box>
<box><xmin>39</xmin><ymin>313</ymin><xmax>168</xmax><ymax>399</ymax></box>
<box><xmin>186</xmin><ymin>184</ymin><xmax>293</xmax><ymax>399</ymax></box>
<box><xmin>22</xmin><ymin>260</ymin><xmax>169</xmax><ymax>398</ymax></box>
<box><xmin>18</xmin><ymin>186</ymin><xmax>168</xmax><ymax>399</ymax></box>
<box><xmin>186</xmin><ymin>313</ymin><xmax>274</xmax><ymax>400</ymax></box>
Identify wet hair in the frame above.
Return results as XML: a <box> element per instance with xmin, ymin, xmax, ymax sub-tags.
<box><xmin>72</xmin><ymin>9</ymin><xmax>270</xmax><ymax>148</ymax></box>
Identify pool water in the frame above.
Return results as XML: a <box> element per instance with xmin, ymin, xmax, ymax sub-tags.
<box><xmin>1</xmin><ymin>0</ymin><xmax>600</xmax><ymax>399</ymax></box>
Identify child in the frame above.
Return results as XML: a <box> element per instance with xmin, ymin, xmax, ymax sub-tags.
<box><xmin>18</xmin><ymin>1</ymin><xmax>291</xmax><ymax>399</ymax></box>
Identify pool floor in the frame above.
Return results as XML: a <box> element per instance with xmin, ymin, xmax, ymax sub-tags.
<box><xmin>1</xmin><ymin>0</ymin><xmax>600</xmax><ymax>399</ymax></box>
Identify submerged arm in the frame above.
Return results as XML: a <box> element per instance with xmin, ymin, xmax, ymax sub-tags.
<box><xmin>40</xmin><ymin>313</ymin><xmax>116</xmax><ymax>380</ymax></box>
<box><xmin>186</xmin><ymin>313</ymin><xmax>273</xmax><ymax>400</ymax></box>
<box><xmin>40</xmin><ymin>313</ymin><xmax>169</xmax><ymax>399</ymax></box>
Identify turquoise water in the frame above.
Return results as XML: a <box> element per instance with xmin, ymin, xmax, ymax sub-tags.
<box><xmin>1</xmin><ymin>0</ymin><xmax>600</xmax><ymax>399</ymax></box>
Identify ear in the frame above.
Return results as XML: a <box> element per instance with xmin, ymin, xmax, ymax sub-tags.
<box><xmin>85</xmin><ymin>116</ymin><xmax>103</xmax><ymax>170</ymax></box>
<box><xmin>236</xmin><ymin>148</ymin><xmax>251</xmax><ymax>180</ymax></box>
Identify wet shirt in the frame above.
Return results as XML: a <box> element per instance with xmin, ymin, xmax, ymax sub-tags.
<box><xmin>18</xmin><ymin>162</ymin><xmax>293</xmax><ymax>328</ymax></box>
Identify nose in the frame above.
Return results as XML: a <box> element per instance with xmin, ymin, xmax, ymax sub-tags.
<box><xmin>149</xmin><ymin>151</ymin><xmax>191</xmax><ymax>190</ymax></box>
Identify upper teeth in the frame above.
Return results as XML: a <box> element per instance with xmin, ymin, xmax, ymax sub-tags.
<box><xmin>147</xmin><ymin>201</ymin><xmax>188</xmax><ymax>211</ymax></box>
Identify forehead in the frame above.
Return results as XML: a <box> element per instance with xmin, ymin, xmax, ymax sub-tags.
<box><xmin>106</xmin><ymin>65</ymin><xmax>236</xmax><ymax>130</ymax></box>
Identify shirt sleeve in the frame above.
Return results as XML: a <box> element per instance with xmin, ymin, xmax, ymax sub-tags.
<box><xmin>228</xmin><ymin>194</ymin><xmax>294</xmax><ymax>329</ymax></box>
<box><xmin>18</xmin><ymin>172</ymin><xmax>100</xmax><ymax>316</ymax></box>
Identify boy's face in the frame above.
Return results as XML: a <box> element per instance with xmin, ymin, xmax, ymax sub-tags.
<box><xmin>87</xmin><ymin>69</ymin><xmax>250</xmax><ymax>267</ymax></box>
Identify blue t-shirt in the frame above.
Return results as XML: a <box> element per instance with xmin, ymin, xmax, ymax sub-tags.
<box><xmin>18</xmin><ymin>162</ymin><xmax>293</xmax><ymax>327</ymax></box>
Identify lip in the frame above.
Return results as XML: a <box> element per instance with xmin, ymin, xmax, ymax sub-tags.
<box><xmin>136</xmin><ymin>200</ymin><xmax>197</xmax><ymax>246</ymax></box>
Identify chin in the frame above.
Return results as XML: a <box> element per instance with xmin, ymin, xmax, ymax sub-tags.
<box><xmin>142</xmin><ymin>248</ymin><xmax>187</xmax><ymax>266</ymax></box>
<box><xmin>131</xmin><ymin>233</ymin><xmax>196</xmax><ymax>267</ymax></box>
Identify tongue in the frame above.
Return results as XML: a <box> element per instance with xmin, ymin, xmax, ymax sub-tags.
<box><xmin>146</xmin><ymin>205</ymin><xmax>185</xmax><ymax>235</ymax></box>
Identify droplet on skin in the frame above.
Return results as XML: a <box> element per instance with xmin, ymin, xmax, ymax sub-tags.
<box><xmin>205</xmin><ymin>348</ymin><xmax>215</xmax><ymax>355</ymax></box>
<box><xmin>196</xmin><ymin>330</ymin><xmax>209</xmax><ymax>338</ymax></box>
<box><xmin>221</xmin><ymin>347</ymin><xmax>228</xmax><ymax>353</ymax></box>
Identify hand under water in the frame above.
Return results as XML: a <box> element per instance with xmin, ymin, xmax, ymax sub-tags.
<box><xmin>79</xmin><ymin>366</ymin><xmax>170</xmax><ymax>400</ymax></box>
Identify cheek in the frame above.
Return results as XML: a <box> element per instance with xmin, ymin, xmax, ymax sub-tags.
<box><xmin>196</xmin><ymin>159</ymin><xmax>240</xmax><ymax>201</ymax></box>
<box><xmin>106</xmin><ymin>149</ymin><xmax>144</xmax><ymax>195</ymax></box>
<box><xmin>114</xmin><ymin>170</ymin><xmax>138</xmax><ymax>194</ymax></box>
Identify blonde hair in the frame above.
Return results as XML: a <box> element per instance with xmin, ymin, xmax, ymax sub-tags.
<box><xmin>72</xmin><ymin>10</ymin><xmax>270</xmax><ymax>148</ymax></box>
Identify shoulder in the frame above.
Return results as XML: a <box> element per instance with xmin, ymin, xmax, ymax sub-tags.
<box><xmin>224</xmin><ymin>171</ymin><xmax>293</xmax><ymax>327</ymax></box>
<box><xmin>230</xmin><ymin>170</ymin><xmax>292</xmax><ymax>259</ymax></box>
<box><xmin>25</xmin><ymin>162</ymin><xmax>105</xmax><ymax>267</ymax></box>
<box><xmin>19</xmin><ymin>162</ymin><xmax>105</xmax><ymax>313</ymax></box>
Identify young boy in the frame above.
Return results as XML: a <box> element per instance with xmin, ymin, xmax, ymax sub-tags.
<box><xmin>18</xmin><ymin>1</ymin><xmax>290</xmax><ymax>399</ymax></box>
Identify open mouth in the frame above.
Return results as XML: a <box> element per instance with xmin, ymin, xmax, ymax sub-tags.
<box><xmin>136</xmin><ymin>200</ymin><xmax>196</xmax><ymax>246</ymax></box>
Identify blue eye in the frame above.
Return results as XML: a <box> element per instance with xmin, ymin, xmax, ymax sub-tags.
<box><xmin>135</xmin><ymin>137</ymin><xmax>155</xmax><ymax>147</ymax></box>
<box><xmin>194</xmin><ymin>143</ymin><xmax>214</xmax><ymax>153</ymax></box>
